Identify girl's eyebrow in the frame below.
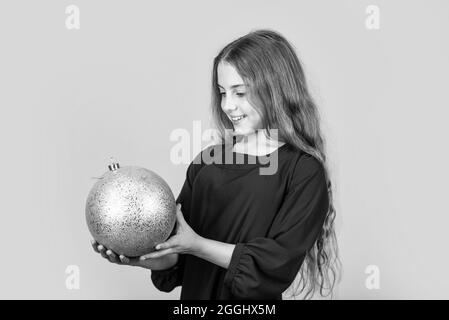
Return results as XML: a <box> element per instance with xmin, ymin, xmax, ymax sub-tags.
<box><xmin>218</xmin><ymin>84</ymin><xmax>247</xmax><ymax>89</ymax></box>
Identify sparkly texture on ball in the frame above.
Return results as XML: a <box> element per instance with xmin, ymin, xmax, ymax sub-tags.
<box><xmin>85</xmin><ymin>166</ymin><xmax>177</xmax><ymax>257</ymax></box>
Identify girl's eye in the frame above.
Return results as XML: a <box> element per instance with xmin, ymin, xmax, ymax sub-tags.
<box><xmin>219</xmin><ymin>92</ymin><xmax>245</xmax><ymax>97</ymax></box>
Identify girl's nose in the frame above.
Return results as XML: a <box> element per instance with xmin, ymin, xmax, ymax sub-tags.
<box><xmin>222</xmin><ymin>97</ymin><xmax>238</xmax><ymax>114</ymax></box>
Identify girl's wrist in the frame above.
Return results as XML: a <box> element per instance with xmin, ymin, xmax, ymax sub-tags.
<box><xmin>191</xmin><ymin>234</ymin><xmax>205</xmax><ymax>256</ymax></box>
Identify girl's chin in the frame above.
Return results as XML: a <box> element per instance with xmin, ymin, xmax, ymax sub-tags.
<box><xmin>233</xmin><ymin>128</ymin><xmax>254</xmax><ymax>137</ymax></box>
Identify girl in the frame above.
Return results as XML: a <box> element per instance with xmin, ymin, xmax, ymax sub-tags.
<box><xmin>92</xmin><ymin>29</ymin><xmax>341</xmax><ymax>300</ymax></box>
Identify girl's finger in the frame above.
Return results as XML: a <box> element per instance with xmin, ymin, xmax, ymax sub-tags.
<box><xmin>176</xmin><ymin>206</ymin><xmax>186</xmax><ymax>223</ymax></box>
<box><xmin>106</xmin><ymin>250</ymin><xmax>118</xmax><ymax>263</ymax></box>
<box><xmin>155</xmin><ymin>236</ymin><xmax>178</xmax><ymax>251</ymax></box>
<box><xmin>155</xmin><ymin>242</ymin><xmax>167</xmax><ymax>250</ymax></box>
<box><xmin>119</xmin><ymin>255</ymin><xmax>130</xmax><ymax>264</ymax></box>
<box><xmin>91</xmin><ymin>239</ymin><xmax>99</xmax><ymax>253</ymax></box>
<box><xmin>98</xmin><ymin>245</ymin><xmax>108</xmax><ymax>259</ymax></box>
<box><xmin>141</xmin><ymin>248</ymin><xmax>174</xmax><ymax>259</ymax></box>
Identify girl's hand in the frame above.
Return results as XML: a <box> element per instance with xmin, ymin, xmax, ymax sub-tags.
<box><xmin>90</xmin><ymin>239</ymin><xmax>178</xmax><ymax>270</ymax></box>
<box><xmin>140</xmin><ymin>203</ymin><xmax>201</xmax><ymax>260</ymax></box>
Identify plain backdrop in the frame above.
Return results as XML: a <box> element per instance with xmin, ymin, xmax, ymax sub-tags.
<box><xmin>0</xmin><ymin>0</ymin><xmax>448</xmax><ymax>299</ymax></box>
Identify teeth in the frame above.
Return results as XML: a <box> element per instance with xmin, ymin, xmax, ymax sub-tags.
<box><xmin>231</xmin><ymin>115</ymin><xmax>245</xmax><ymax>121</ymax></box>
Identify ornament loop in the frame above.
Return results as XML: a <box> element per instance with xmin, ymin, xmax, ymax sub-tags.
<box><xmin>108</xmin><ymin>157</ymin><xmax>120</xmax><ymax>171</ymax></box>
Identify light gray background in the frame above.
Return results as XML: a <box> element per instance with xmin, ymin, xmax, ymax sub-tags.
<box><xmin>0</xmin><ymin>0</ymin><xmax>448</xmax><ymax>299</ymax></box>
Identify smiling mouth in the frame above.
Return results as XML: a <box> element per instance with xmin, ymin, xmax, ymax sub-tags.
<box><xmin>230</xmin><ymin>115</ymin><xmax>247</xmax><ymax>123</ymax></box>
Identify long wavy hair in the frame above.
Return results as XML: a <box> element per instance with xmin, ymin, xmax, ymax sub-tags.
<box><xmin>210</xmin><ymin>29</ymin><xmax>341</xmax><ymax>299</ymax></box>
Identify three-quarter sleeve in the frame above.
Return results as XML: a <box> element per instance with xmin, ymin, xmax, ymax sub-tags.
<box><xmin>150</xmin><ymin>151</ymin><xmax>205</xmax><ymax>292</ymax></box>
<box><xmin>223</xmin><ymin>154</ymin><xmax>330</xmax><ymax>299</ymax></box>
<box><xmin>150</xmin><ymin>225</ymin><xmax>186</xmax><ymax>292</ymax></box>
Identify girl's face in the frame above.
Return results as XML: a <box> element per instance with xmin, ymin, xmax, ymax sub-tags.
<box><xmin>217</xmin><ymin>61</ymin><xmax>263</xmax><ymax>137</ymax></box>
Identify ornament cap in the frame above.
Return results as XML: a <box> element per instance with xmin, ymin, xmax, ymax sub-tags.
<box><xmin>108</xmin><ymin>157</ymin><xmax>120</xmax><ymax>171</ymax></box>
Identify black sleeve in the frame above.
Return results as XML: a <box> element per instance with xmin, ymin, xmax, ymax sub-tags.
<box><xmin>223</xmin><ymin>154</ymin><xmax>330</xmax><ymax>299</ymax></box>
<box><xmin>150</xmin><ymin>225</ymin><xmax>186</xmax><ymax>292</ymax></box>
<box><xmin>150</xmin><ymin>151</ymin><xmax>204</xmax><ymax>292</ymax></box>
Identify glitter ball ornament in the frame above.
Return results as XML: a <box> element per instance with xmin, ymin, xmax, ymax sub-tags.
<box><xmin>85</xmin><ymin>159</ymin><xmax>177</xmax><ymax>257</ymax></box>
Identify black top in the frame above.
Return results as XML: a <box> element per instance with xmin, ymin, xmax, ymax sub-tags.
<box><xmin>151</xmin><ymin>142</ymin><xmax>329</xmax><ymax>300</ymax></box>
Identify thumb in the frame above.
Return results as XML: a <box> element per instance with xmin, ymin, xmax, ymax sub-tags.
<box><xmin>153</xmin><ymin>236</ymin><xmax>178</xmax><ymax>252</ymax></box>
<box><xmin>176</xmin><ymin>204</ymin><xmax>185</xmax><ymax>223</ymax></box>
